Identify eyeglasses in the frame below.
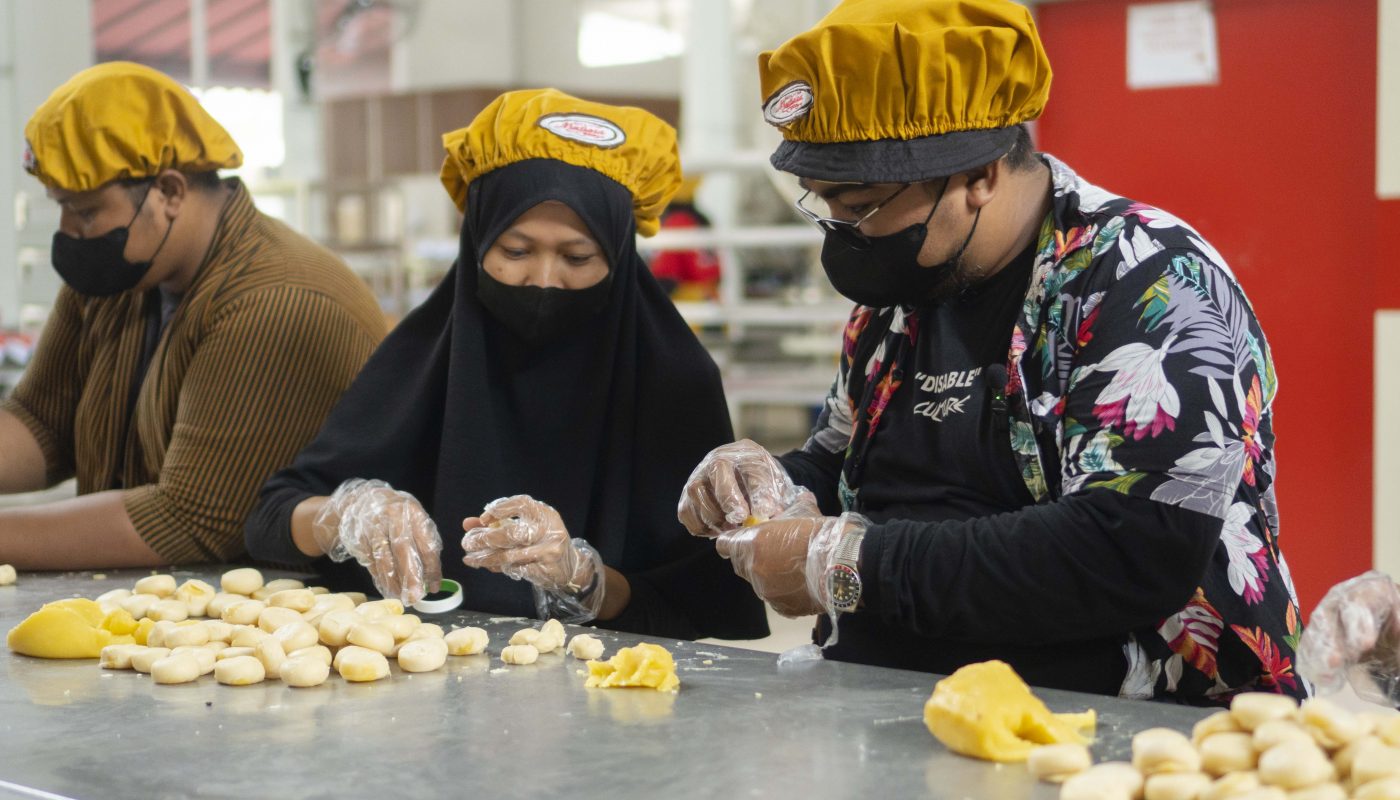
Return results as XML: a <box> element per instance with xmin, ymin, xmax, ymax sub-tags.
<box><xmin>794</xmin><ymin>183</ymin><xmax>912</xmax><ymax>251</ymax></box>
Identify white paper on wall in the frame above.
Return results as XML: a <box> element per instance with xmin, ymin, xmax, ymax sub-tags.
<box><xmin>1126</xmin><ymin>0</ymin><xmax>1220</xmax><ymax>90</ymax></box>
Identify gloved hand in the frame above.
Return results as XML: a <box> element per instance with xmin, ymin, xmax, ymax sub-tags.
<box><xmin>313</xmin><ymin>478</ymin><xmax>443</xmax><ymax>606</ymax></box>
<box><xmin>460</xmin><ymin>495</ymin><xmax>605</xmax><ymax>624</ymax></box>
<box><xmin>714</xmin><ymin>512</ymin><xmax>869</xmax><ymax>619</ymax></box>
<box><xmin>1297</xmin><ymin>570</ymin><xmax>1400</xmax><ymax>707</ymax></box>
<box><xmin>678</xmin><ymin>439</ymin><xmax>818</xmax><ymax>538</ymax></box>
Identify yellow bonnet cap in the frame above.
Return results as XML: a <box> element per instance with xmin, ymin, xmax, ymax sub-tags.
<box><xmin>23</xmin><ymin>61</ymin><xmax>242</xmax><ymax>193</ymax></box>
<box><xmin>439</xmin><ymin>89</ymin><xmax>681</xmax><ymax>237</ymax></box>
<box><xmin>758</xmin><ymin>0</ymin><xmax>1051</xmax><ymax>182</ymax></box>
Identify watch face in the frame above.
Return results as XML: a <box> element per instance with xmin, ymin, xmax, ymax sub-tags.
<box><xmin>826</xmin><ymin>564</ymin><xmax>861</xmax><ymax>612</ymax></box>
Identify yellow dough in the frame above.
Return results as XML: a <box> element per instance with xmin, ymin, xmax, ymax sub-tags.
<box><xmin>922</xmin><ymin>660</ymin><xmax>1095</xmax><ymax>762</ymax></box>
<box><xmin>6</xmin><ymin>598</ymin><xmax>138</xmax><ymax>658</ymax></box>
<box><xmin>585</xmin><ymin>642</ymin><xmax>679</xmax><ymax>692</ymax></box>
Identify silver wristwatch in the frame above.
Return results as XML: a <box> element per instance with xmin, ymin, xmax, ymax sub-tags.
<box><xmin>824</xmin><ymin>526</ymin><xmax>865</xmax><ymax>614</ymax></box>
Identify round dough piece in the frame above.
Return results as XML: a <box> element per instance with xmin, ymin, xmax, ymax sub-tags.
<box><xmin>1201</xmin><ymin>771</ymin><xmax>1260</xmax><ymax>800</ymax></box>
<box><xmin>216</xmin><ymin>646</ymin><xmax>256</xmax><ymax>661</ymax></box>
<box><xmin>0</xmin><ymin>564</ymin><xmax>16</xmax><ymax>585</ymax></box>
<box><xmin>151</xmin><ymin>652</ymin><xmax>202</xmax><ymax>684</ymax></box>
<box><xmin>1352</xmin><ymin>742</ymin><xmax>1400</xmax><ymax>786</ymax></box>
<box><xmin>131</xmin><ymin>647</ymin><xmax>173</xmax><ymax>673</ymax></box>
<box><xmin>214</xmin><ymin>655</ymin><xmax>266</xmax><ymax>686</ymax></box>
<box><xmin>567</xmin><ymin>634</ymin><xmax>604</xmax><ymax>661</ymax></box>
<box><xmin>1353</xmin><ymin>776</ymin><xmax>1400</xmax><ymax>800</ymax></box>
<box><xmin>205</xmin><ymin>592</ymin><xmax>246</xmax><ymax>619</ymax></box>
<box><xmin>146</xmin><ymin>620</ymin><xmax>178</xmax><ymax>649</ymax></box>
<box><xmin>255</xmin><ymin>638</ymin><xmax>287</xmax><ymax>678</ymax></box>
<box><xmin>534</xmin><ymin>619</ymin><xmax>565</xmax><ymax>653</ymax></box>
<box><xmin>1201</xmin><ymin>732</ymin><xmax>1259</xmax><ymax>776</ymax></box>
<box><xmin>252</xmin><ymin>578</ymin><xmax>305</xmax><ymax>600</ymax></box>
<box><xmin>100</xmin><ymin>644</ymin><xmax>144</xmax><ymax>670</ymax></box>
<box><xmin>170</xmin><ymin>646</ymin><xmax>216</xmax><ymax>675</ymax></box>
<box><xmin>220</xmin><ymin>567</ymin><xmax>265</xmax><ymax>596</ymax></box>
<box><xmin>397</xmin><ymin>638</ymin><xmax>449</xmax><ymax>673</ymax></box>
<box><xmin>407</xmin><ymin>623</ymin><xmax>445</xmax><ymax>642</ymax></box>
<box><xmin>1027</xmin><ymin>743</ymin><xmax>1091</xmax><ymax>783</ymax></box>
<box><xmin>133</xmin><ymin>574</ymin><xmax>177</xmax><ymax>598</ymax></box>
<box><xmin>95</xmin><ymin>588</ymin><xmax>132</xmax><ymax>606</ymax></box>
<box><xmin>230</xmin><ymin>625</ymin><xmax>270</xmax><ymax>648</ymax></box>
<box><xmin>175</xmin><ymin>579</ymin><xmax>216</xmax><ymax>616</ymax></box>
<box><xmin>501</xmin><ymin>644</ymin><xmax>539</xmax><ymax>665</ymax></box>
<box><xmin>280</xmin><ymin>655</ymin><xmax>331</xmax><ymax>687</ymax></box>
<box><xmin>221</xmin><ymin>599</ymin><xmax>266</xmax><ymax>626</ymax></box>
<box><xmin>272</xmin><ymin>621</ymin><xmax>319</xmax><ymax>653</ymax></box>
<box><xmin>1257</xmin><ymin>740</ymin><xmax>1334</xmax><ymax>789</ymax></box>
<box><xmin>1144</xmin><ymin>772</ymin><xmax>1213</xmax><ymax>800</ymax></box>
<box><xmin>444</xmin><ymin>627</ymin><xmax>489</xmax><ymax>656</ymax></box>
<box><xmin>201</xmin><ymin>620</ymin><xmax>235</xmax><ymax>643</ymax></box>
<box><xmin>335</xmin><ymin>646</ymin><xmax>390</xmax><ymax>682</ymax></box>
<box><xmin>163</xmin><ymin>624</ymin><xmax>211</xmax><ymax>649</ymax></box>
<box><xmin>347</xmin><ymin>622</ymin><xmax>395</xmax><ymax>656</ymax></box>
<box><xmin>267</xmin><ymin>589</ymin><xmax>316</xmax><ymax>613</ymax></box>
<box><xmin>120</xmin><ymin>593</ymin><xmax>160</xmax><ymax>620</ymax></box>
<box><xmin>1231</xmin><ymin>694</ymin><xmax>1300</xmax><ymax>732</ymax></box>
<box><xmin>1060</xmin><ymin>762</ymin><xmax>1144</xmax><ymax>800</ymax></box>
<box><xmin>1284</xmin><ymin>784</ymin><xmax>1347</xmax><ymax>800</ymax></box>
<box><xmin>1298</xmin><ymin>697</ymin><xmax>1368</xmax><ymax>750</ymax></box>
<box><xmin>1253</xmin><ymin>720</ymin><xmax>1314</xmax><ymax>753</ymax></box>
<box><xmin>1134</xmin><ymin>727</ymin><xmax>1202</xmax><ymax>775</ymax></box>
<box><xmin>509</xmin><ymin>628</ymin><xmax>540</xmax><ymax>647</ymax></box>
<box><xmin>354</xmin><ymin>599</ymin><xmax>404</xmax><ymax>619</ymax></box>
<box><xmin>287</xmin><ymin>645</ymin><xmax>333</xmax><ymax>666</ymax></box>
<box><xmin>318</xmin><ymin>610</ymin><xmax>359</xmax><ymax>648</ymax></box>
<box><xmin>258</xmin><ymin>606</ymin><xmax>303</xmax><ymax>634</ymax></box>
<box><xmin>383</xmin><ymin>613</ymin><xmax>422</xmax><ymax>642</ymax></box>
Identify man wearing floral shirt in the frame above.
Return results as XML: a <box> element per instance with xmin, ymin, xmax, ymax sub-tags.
<box><xmin>678</xmin><ymin>0</ymin><xmax>1304</xmax><ymax>703</ymax></box>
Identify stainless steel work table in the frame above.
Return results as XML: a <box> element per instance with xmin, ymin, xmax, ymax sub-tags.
<box><xmin>0</xmin><ymin>569</ymin><xmax>1211</xmax><ymax>799</ymax></box>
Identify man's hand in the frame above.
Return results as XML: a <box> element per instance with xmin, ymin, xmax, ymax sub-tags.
<box><xmin>678</xmin><ymin>439</ymin><xmax>816</xmax><ymax>538</ymax></box>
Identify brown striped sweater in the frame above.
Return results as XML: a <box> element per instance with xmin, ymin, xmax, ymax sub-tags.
<box><xmin>2</xmin><ymin>180</ymin><xmax>386</xmax><ymax>562</ymax></box>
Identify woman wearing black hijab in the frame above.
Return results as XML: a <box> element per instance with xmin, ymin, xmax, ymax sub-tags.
<box><xmin>244</xmin><ymin>90</ymin><xmax>768</xmax><ymax>641</ymax></box>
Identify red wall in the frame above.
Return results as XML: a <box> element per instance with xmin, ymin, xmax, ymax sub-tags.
<box><xmin>1035</xmin><ymin>0</ymin><xmax>1383</xmax><ymax>612</ymax></box>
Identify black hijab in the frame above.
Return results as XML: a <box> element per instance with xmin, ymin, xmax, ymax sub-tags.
<box><xmin>247</xmin><ymin>159</ymin><xmax>765</xmax><ymax>638</ymax></box>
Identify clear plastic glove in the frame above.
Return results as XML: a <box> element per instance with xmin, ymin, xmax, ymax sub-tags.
<box><xmin>313</xmin><ymin>478</ymin><xmax>443</xmax><ymax>606</ymax></box>
<box><xmin>713</xmin><ymin>512</ymin><xmax>869</xmax><ymax>619</ymax></box>
<box><xmin>460</xmin><ymin>495</ymin><xmax>605</xmax><ymax>624</ymax></box>
<box><xmin>678</xmin><ymin>439</ymin><xmax>819</xmax><ymax>538</ymax></box>
<box><xmin>1297</xmin><ymin>570</ymin><xmax>1400</xmax><ymax>707</ymax></box>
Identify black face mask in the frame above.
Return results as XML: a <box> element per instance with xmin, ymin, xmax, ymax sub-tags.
<box><xmin>819</xmin><ymin>180</ymin><xmax>981</xmax><ymax>309</ymax></box>
<box><xmin>476</xmin><ymin>268</ymin><xmax>613</xmax><ymax>346</ymax></box>
<box><xmin>51</xmin><ymin>183</ymin><xmax>172</xmax><ymax>298</ymax></box>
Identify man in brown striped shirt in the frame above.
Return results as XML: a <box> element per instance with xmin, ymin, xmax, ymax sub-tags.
<box><xmin>0</xmin><ymin>63</ymin><xmax>385</xmax><ymax>568</ymax></box>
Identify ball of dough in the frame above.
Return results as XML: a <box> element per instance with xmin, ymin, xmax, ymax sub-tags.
<box><xmin>1352</xmin><ymin>742</ymin><xmax>1400</xmax><ymax>786</ymax></box>
<box><xmin>280</xmin><ymin>655</ymin><xmax>331</xmax><ymax>687</ymax></box>
<box><xmin>220</xmin><ymin>567</ymin><xmax>264</xmax><ymax>596</ymax></box>
<box><xmin>1257</xmin><ymin>740</ymin><xmax>1334</xmax><ymax>789</ymax></box>
<box><xmin>309</xmin><ymin>593</ymin><xmax>356</xmax><ymax>615</ymax></box>
<box><xmin>272</xmin><ymin>621</ymin><xmax>319</xmax><ymax>653</ymax></box>
<box><xmin>318</xmin><ymin>610</ymin><xmax>359</xmax><ymax>648</ymax></box>
<box><xmin>1252</xmin><ymin>720</ymin><xmax>1314</xmax><ymax>752</ymax></box>
<box><xmin>163</xmin><ymin>623</ymin><xmax>211</xmax><ymax>649</ymax></box>
<box><xmin>347</xmin><ymin>622</ymin><xmax>396</xmax><ymax>656</ymax></box>
<box><xmin>335</xmin><ymin>646</ymin><xmax>390</xmax><ymax>682</ymax></box>
<box><xmin>252</xmin><ymin>578</ymin><xmax>305</xmax><ymax>600</ymax></box>
<box><xmin>199</xmin><ymin>619</ymin><xmax>234</xmax><ymax>643</ymax></box>
<box><xmin>567</xmin><ymin>634</ymin><xmax>604</xmax><ymax>661</ymax></box>
<box><xmin>1371</xmin><ymin>716</ymin><xmax>1400</xmax><ymax>748</ymax></box>
<box><xmin>120</xmin><ymin>593</ymin><xmax>160</xmax><ymax>620</ymax></box>
<box><xmin>535</xmin><ymin>619</ymin><xmax>566</xmax><ymax>653</ymax></box>
<box><xmin>99</xmin><ymin>643</ymin><xmax>144</xmax><ymax>670</ymax></box>
<box><xmin>1334</xmin><ymin>737</ymin><xmax>1384</xmax><ymax>779</ymax></box>
<box><xmin>287</xmin><ymin>645</ymin><xmax>333</xmax><ymax>666</ymax></box>
<box><xmin>0</xmin><ymin>564</ymin><xmax>16</xmax><ymax>586</ymax></box>
<box><xmin>382</xmin><ymin>613</ymin><xmax>421</xmax><ymax>642</ymax></box>
<box><xmin>205</xmin><ymin>592</ymin><xmax>245</xmax><ymax>619</ymax></box>
<box><xmin>1060</xmin><ymin>762</ymin><xmax>1144</xmax><ymax>800</ymax></box>
<box><xmin>130</xmin><ymin>646</ymin><xmax>172</xmax><ymax>673</ymax></box>
<box><xmin>257</xmin><ymin>606</ymin><xmax>303</xmax><ymax>634</ymax></box>
<box><xmin>1144</xmin><ymin>772</ymin><xmax>1213</xmax><ymax>800</ymax></box>
<box><xmin>1201</xmin><ymin>732</ymin><xmax>1259</xmax><ymax>776</ymax></box>
<box><xmin>444</xmin><ymin>627</ymin><xmax>489</xmax><ymax>656</ymax></box>
<box><xmin>1231</xmin><ymin>694</ymin><xmax>1300</xmax><ymax>732</ymax></box>
<box><xmin>501</xmin><ymin>644</ymin><xmax>539</xmax><ymax>665</ymax></box>
<box><xmin>342</xmin><ymin>592</ymin><xmax>369</xmax><ymax>606</ymax></box>
<box><xmin>229</xmin><ymin>625</ymin><xmax>270</xmax><ymax>648</ymax></box>
<box><xmin>95</xmin><ymin>588</ymin><xmax>133</xmax><ymax>606</ymax></box>
<box><xmin>133</xmin><ymin>574</ymin><xmax>177</xmax><ymax>598</ymax></box>
<box><xmin>509</xmin><ymin>628</ymin><xmax>541</xmax><ymax>647</ymax></box>
<box><xmin>214</xmin><ymin>655</ymin><xmax>266</xmax><ymax>686</ymax></box>
<box><xmin>170</xmin><ymin>645</ymin><xmax>216</xmax><ymax>675</ymax></box>
<box><xmin>146</xmin><ymin>620</ymin><xmax>178</xmax><ymax>649</ymax></box>
<box><xmin>216</xmin><ymin>646</ymin><xmax>256</xmax><ymax>661</ymax></box>
<box><xmin>221</xmin><ymin>599</ymin><xmax>266</xmax><ymax>626</ymax></box>
<box><xmin>397</xmin><ymin>638</ymin><xmax>449</xmax><ymax>673</ymax></box>
<box><xmin>353</xmin><ymin>599</ymin><xmax>403</xmax><ymax>619</ymax></box>
<box><xmin>1028</xmin><ymin>743</ymin><xmax>1092</xmax><ymax>783</ymax></box>
<box><xmin>1354</xmin><ymin>776</ymin><xmax>1400</xmax><ymax>800</ymax></box>
<box><xmin>1201</xmin><ymin>771</ymin><xmax>1260</xmax><ymax>800</ymax></box>
<box><xmin>407</xmin><ymin>623</ymin><xmax>445</xmax><ymax>642</ymax></box>
<box><xmin>267</xmin><ymin>589</ymin><xmax>316</xmax><ymax>613</ymax></box>
<box><xmin>151</xmin><ymin>652</ymin><xmax>201</xmax><ymax>684</ymax></box>
<box><xmin>254</xmin><ymin>638</ymin><xmax>287</xmax><ymax>678</ymax></box>
<box><xmin>1299</xmin><ymin>697</ymin><xmax>1368</xmax><ymax>751</ymax></box>
<box><xmin>1284</xmin><ymin>784</ymin><xmax>1347</xmax><ymax>800</ymax></box>
<box><xmin>174</xmin><ymin>579</ymin><xmax>216</xmax><ymax>617</ymax></box>
<box><xmin>1134</xmin><ymin>728</ymin><xmax>1202</xmax><ymax>775</ymax></box>
<box><xmin>307</xmin><ymin>586</ymin><xmax>329</xmax><ymax>595</ymax></box>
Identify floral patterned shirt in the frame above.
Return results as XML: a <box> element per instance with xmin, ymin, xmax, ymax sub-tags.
<box><xmin>791</xmin><ymin>155</ymin><xmax>1305</xmax><ymax>703</ymax></box>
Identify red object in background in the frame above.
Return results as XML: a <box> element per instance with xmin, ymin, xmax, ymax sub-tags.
<box><xmin>1036</xmin><ymin>0</ymin><xmax>1398</xmax><ymax>613</ymax></box>
<box><xmin>650</xmin><ymin>205</ymin><xmax>721</xmax><ymax>290</ymax></box>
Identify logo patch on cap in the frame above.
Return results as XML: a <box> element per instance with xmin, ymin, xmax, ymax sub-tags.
<box><xmin>21</xmin><ymin>140</ymin><xmax>36</xmax><ymax>173</ymax></box>
<box><xmin>537</xmin><ymin>113</ymin><xmax>626</xmax><ymax>149</ymax></box>
<box><xmin>763</xmin><ymin>81</ymin><xmax>814</xmax><ymax>127</ymax></box>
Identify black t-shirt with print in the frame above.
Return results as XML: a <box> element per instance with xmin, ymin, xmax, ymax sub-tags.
<box><xmin>849</xmin><ymin>243</ymin><xmax>1038</xmax><ymax>523</ymax></box>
